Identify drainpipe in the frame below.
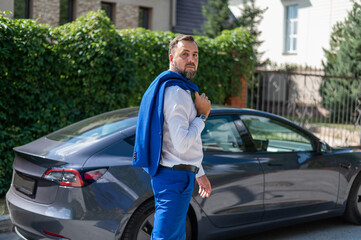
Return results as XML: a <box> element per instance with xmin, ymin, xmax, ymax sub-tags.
<box><xmin>170</xmin><ymin>0</ymin><xmax>176</xmax><ymax>31</ymax></box>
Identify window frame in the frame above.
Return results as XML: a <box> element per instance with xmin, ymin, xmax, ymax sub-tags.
<box><xmin>284</xmin><ymin>4</ymin><xmax>299</xmax><ymax>54</ymax></box>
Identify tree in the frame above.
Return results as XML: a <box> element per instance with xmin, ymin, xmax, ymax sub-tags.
<box><xmin>323</xmin><ymin>0</ymin><xmax>361</xmax><ymax>77</ymax></box>
<box><xmin>321</xmin><ymin>0</ymin><xmax>361</xmax><ymax>123</ymax></box>
<box><xmin>201</xmin><ymin>0</ymin><xmax>233</xmax><ymax>38</ymax></box>
<box><xmin>236</xmin><ymin>0</ymin><xmax>267</xmax><ymax>53</ymax></box>
<box><xmin>201</xmin><ymin>0</ymin><xmax>267</xmax><ymax>58</ymax></box>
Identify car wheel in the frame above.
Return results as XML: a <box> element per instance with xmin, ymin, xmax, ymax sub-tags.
<box><xmin>121</xmin><ymin>199</ymin><xmax>193</xmax><ymax>240</ymax></box>
<box><xmin>345</xmin><ymin>174</ymin><xmax>361</xmax><ymax>224</ymax></box>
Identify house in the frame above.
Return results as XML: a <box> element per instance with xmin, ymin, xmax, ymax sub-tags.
<box><xmin>3</xmin><ymin>0</ymin><xmax>354</xmax><ymax>67</ymax></box>
<box><xmin>229</xmin><ymin>0</ymin><xmax>354</xmax><ymax>68</ymax></box>
<box><xmin>0</xmin><ymin>0</ymin><xmax>205</xmax><ymax>34</ymax></box>
<box><xmin>0</xmin><ymin>0</ymin><xmax>175</xmax><ymax>30</ymax></box>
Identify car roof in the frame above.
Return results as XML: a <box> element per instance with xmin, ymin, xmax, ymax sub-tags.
<box><xmin>210</xmin><ymin>106</ymin><xmax>288</xmax><ymax>120</ymax></box>
<box><xmin>108</xmin><ymin>105</ymin><xmax>300</xmax><ymax>128</ymax></box>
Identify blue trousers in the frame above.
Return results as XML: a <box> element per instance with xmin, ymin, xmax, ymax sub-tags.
<box><xmin>151</xmin><ymin>167</ymin><xmax>195</xmax><ymax>240</ymax></box>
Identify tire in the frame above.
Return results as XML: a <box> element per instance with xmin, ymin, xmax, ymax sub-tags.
<box><xmin>121</xmin><ymin>199</ymin><xmax>193</xmax><ymax>240</ymax></box>
<box><xmin>344</xmin><ymin>173</ymin><xmax>361</xmax><ymax>224</ymax></box>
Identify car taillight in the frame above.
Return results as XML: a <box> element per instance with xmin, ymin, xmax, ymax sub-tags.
<box><xmin>44</xmin><ymin>168</ymin><xmax>107</xmax><ymax>187</ymax></box>
<box><xmin>44</xmin><ymin>169</ymin><xmax>83</xmax><ymax>187</ymax></box>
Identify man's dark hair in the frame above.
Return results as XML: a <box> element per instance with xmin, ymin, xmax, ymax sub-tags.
<box><xmin>168</xmin><ymin>35</ymin><xmax>197</xmax><ymax>55</ymax></box>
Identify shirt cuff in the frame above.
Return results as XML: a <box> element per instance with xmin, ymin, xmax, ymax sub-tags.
<box><xmin>196</xmin><ymin>164</ymin><xmax>205</xmax><ymax>178</ymax></box>
<box><xmin>192</xmin><ymin>116</ymin><xmax>205</xmax><ymax>135</ymax></box>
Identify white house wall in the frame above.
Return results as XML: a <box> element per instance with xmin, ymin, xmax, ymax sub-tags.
<box><xmin>230</xmin><ymin>0</ymin><xmax>353</xmax><ymax>68</ymax></box>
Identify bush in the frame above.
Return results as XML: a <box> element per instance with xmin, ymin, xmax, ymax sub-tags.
<box><xmin>0</xmin><ymin>10</ymin><xmax>256</xmax><ymax>195</ymax></box>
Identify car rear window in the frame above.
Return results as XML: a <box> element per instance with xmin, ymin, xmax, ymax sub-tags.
<box><xmin>47</xmin><ymin>108</ymin><xmax>138</xmax><ymax>143</ymax></box>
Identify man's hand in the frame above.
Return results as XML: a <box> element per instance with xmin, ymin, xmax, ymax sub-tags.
<box><xmin>196</xmin><ymin>175</ymin><xmax>211</xmax><ymax>198</ymax></box>
<box><xmin>195</xmin><ymin>92</ymin><xmax>211</xmax><ymax>118</ymax></box>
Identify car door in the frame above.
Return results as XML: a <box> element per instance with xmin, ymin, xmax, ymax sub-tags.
<box><xmin>194</xmin><ymin>114</ymin><xmax>264</xmax><ymax>228</ymax></box>
<box><xmin>240</xmin><ymin>114</ymin><xmax>339</xmax><ymax>221</ymax></box>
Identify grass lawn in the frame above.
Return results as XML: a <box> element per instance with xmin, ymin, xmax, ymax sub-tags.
<box><xmin>285</xmin><ymin>116</ymin><xmax>361</xmax><ymax>132</ymax></box>
<box><xmin>0</xmin><ymin>196</ymin><xmax>8</xmax><ymax>215</ymax></box>
<box><xmin>312</xmin><ymin>123</ymin><xmax>361</xmax><ymax>132</ymax></box>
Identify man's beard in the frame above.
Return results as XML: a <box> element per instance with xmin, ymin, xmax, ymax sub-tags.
<box><xmin>174</xmin><ymin>62</ymin><xmax>197</xmax><ymax>80</ymax></box>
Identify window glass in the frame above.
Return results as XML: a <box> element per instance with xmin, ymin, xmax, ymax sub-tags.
<box><xmin>285</xmin><ymin>4</ymin><xmax>298</xmax><ymax>53</ymax></box>
<box><xmin>14</xmin><ymin>0</ymin><xmax>30</xmax><ymax>19</ymax></box>
<box><xmin>59</xmin><ymin>0</ymin><xmax>74</xmax><ymax>25</ymax></box>
<box><xmin>139</xmin><ymin>7</ymin><xmax>150</xmax><ymax>29</ymax></box>
<box><xmin>201</xmin><ymin>115</ymin><xmax>244</xmax><ymax>152</ymax></box>
<box><xmin>241</xmin><ymin>115</ymin><xmax>313</xmax><ymax>152</ymax></box>
<box><xmin>47</xmin><ymin>108</ymin><xmax>138</xmax><ymax>143</ymax></box>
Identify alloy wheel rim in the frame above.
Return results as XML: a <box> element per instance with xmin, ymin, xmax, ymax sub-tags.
<box><xmin>136</xmin><ymin>213</ymin><xmax>154</xmax><ymax>240</ymax></box>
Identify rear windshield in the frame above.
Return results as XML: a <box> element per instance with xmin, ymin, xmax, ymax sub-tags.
<box><xmin>47</xmin><ymin>108</ymin><xmax>138</xmax><ymax>143</ymax></box>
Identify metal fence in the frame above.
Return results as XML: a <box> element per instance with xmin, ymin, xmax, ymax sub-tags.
<box><xmin>247</xmin><ymin>69</ymin><xmax>361</xmax><ymax>147</ymax></box>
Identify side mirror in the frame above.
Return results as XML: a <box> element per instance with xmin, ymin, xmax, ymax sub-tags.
<box><xmin>318</xmin><ymin>141</ymin><xmax>331</xmax><ymax>153</ymax></box>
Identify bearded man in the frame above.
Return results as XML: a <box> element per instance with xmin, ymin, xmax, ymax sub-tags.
<box><xmin>133</xmin><ymin>35</ymin><xmax>212</xmax><ymax>240</ymax></box>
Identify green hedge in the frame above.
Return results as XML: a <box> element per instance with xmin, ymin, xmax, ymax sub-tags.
<box><xmin>0</xmin><ymin>11</ymin><xmax>256</xmax><ymax>195</ymax></box>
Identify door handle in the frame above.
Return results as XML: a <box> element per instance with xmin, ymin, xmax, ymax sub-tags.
<box><xmin>339</xmin><ymin>162</ymin><xmax>351</xmax><ymax>169</ymax></box>
<box><xmin>267</xmin><ymin>162</ymin><xmax>283</xmax><ymax>167</ymax></box>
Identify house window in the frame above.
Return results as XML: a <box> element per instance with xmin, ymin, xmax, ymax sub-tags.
<box><xmin>285</xmin><ymin>4</ymin><xmax>298</xmax><ymax>53</ymax></box>
<box><xmin>59</xmin><ymin>0</ymin><xmax>74</xmax><ymax>25</ymax></box>
<box><xmin>101</xmin><ymin>2</ymin><xmax>115</xmax><ymax>22</ymax></box>
<box><xmin>139</xmin><ymin>7</ymin><xmax>151</xmax><ymax>29</ymax></box>
<box><xmin>14</xmin><ymin>0</ymin><xmax>31</xmax><ymax>19</ymax></box>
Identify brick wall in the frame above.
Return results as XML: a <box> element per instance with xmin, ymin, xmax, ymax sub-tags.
<box><xmin>115</xmin><ymin>3</ymin><xmax>138</xmax><ymax>29</ymax></box>
<box><xmin>33</xmin><ymin>0</ymin><xmax>59</xmax><ymax>26</ymax></box>
<box><xmin>76</xmin><ymin>0</ymin><xmax>101</xmax><ymax>18</ymax></box>
<box><xmin>226</xmin><ymin>78</ymin><xmax>247</xmax><ymax>108</ymax></box>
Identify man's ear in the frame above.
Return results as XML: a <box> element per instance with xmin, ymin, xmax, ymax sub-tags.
<box><xmin>169</xmin><ymin>54</ymin><xmax>174</xmax><ymax>64</ymax></box>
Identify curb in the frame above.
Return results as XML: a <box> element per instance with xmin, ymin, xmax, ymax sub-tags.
<box><xmin>0</xmin><ymin>215</ymin><xmax>13</xmax><ymax>233</ymax></box>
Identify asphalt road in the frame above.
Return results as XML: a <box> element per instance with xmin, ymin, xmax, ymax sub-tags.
<box><xmin>237</xmin><ymin>217</ymin><xmax>361</xmax><ymax>240</ymax></box>
<box><xmin>1</xmin><ymin>217</ymin><xmax>361</xmax><ymax>240</ymax></box>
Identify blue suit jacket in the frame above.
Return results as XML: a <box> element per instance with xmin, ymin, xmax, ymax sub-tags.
<box><xmin>133</xmin><ymin>70</ymin><xmax>199</xmax><ymax>176</ymax></box>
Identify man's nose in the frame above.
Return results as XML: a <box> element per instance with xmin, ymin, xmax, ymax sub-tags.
<box><xmin>187</xmin><ymin>55</ymin><xmax>195</xmax><ymax>62</ymax></box>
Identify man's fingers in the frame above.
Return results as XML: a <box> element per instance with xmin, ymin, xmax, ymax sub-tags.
<box><xmin>199</xmin><ymin>187</ymin><xmax>205</xmax><ymax>197</ymax></box>
<box><xmin>197</xmin><ymin>175</ymin><xmax>212</xmax><ymax>198</ymax></box>
<box><xmin>195</xmin><ymin>92</ymin><xmax>209</xmax><ymax>100</ymax></box>
<box><xmin>195</xmin><ymin>91</ymin><xmax>199</xmax><ymax>99</ymax></box>
<box><xmin>198</xmin><ymin>186</ymin><xmax>210</xmax><ymax>198</ymax></box>
<box><xmin>201</xmin><ymin>190</ymin><xmax>209</xmax><ymax>198</ymax></box>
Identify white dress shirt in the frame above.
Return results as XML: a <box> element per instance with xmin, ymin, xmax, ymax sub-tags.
<box><xmin>160</xmin><ymin>85</ymin><xmax>205</xmax><ymax>177</ymax></box>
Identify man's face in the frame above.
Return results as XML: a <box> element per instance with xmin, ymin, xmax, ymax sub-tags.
<box><xmin>169</xmin><ymin>40</ymin><xmax>198</xmax><ymax>80</ymax></box>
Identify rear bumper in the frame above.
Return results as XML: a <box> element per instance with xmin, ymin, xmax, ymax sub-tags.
<box><xmin>6</xmin><ymin>187</ymin><xmax>127</xmax><ymax>240</ymax></box>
